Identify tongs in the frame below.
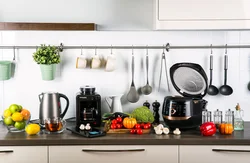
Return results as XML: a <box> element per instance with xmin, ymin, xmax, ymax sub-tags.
<box><xmin>158</xmin><ymin>47</ymin><xmax>170</xmax><ymax>92</ymax></box>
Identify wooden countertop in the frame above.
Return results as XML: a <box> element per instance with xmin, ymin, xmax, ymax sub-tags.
<box><xmin>0</xmin><ymin>121</ymin><xmax>250</xmax><ymax>146</ymax></box>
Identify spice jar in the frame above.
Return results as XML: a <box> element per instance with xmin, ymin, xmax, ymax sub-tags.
<box><xmin>214</xmin><ymin>109</ymin><xmax>222</xmax><ymax>128</ymax></box>
<box><xmin>202</xmin><ymin>109</ymin><xmax>212</xmax><ymax>124</ymax></box>
<box><xmin>225</xmin><ymin>109</ymin><xmax>234</xmax><ymax>125</ymax></box>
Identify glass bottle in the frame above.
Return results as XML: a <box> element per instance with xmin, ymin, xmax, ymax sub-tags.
<box><xmin>214</xmin><ymin>109</ymin><xmax>222</xmax><ymax>128</ymax></box>
<box><xmin>234</xmin><ymin>103</ymin><xmax>244</xmax><ymax>130</ymax></box>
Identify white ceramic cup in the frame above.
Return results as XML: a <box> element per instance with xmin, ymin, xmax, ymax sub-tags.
<box><xmin>76</xmin><ymin>57</ymin><xmax>87</xmax><ymax>69</ymax></box>
<box><xmin>105</xmin><ymin>55</ymin><xmax>116</xmax><ymax>72</ymax></box>
<box><xmin>91</xmin><ymin>55</ymin><xmax>101</xmax><ymax>69</ymax></box>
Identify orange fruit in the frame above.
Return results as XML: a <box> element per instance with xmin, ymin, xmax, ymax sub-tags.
<box><xmin>21</xmin><ymin>109</ymin><xmax>30</xmax><ymax>120</ymax></box>
<box><xmin>12</xmin><ymin>112</ymin><xmax>23</xmax><ymax>122</ymax></box>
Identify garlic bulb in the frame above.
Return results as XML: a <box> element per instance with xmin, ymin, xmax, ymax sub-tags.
<box><xmin>85</xmin><ymin>123</ymin><xmax>91</xmax><ymax>130</ymax></box>
<box><xmin>162</xmin><ymin>128</ymin><xmax>170</xmax><ymax>135</ymax></box>
<box><xmin>155</xmin><ymin>129</ymin><xmax>163</xmax><ymax>135</ymax></box>
<box><xmin>79</xmin><ymin>124</ymin><xmax>85</xmax><ymax>130</ymax></box>
<box><xmin>173</xmin><ymin>128</ymin><xmax>181</xmax><ymax>135</ymax></box>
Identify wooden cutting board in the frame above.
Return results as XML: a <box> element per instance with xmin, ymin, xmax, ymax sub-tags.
<box><xmin>107</xmin><ymin>128</ymin><xmax>151</xmax><ymax>134</ymax></box>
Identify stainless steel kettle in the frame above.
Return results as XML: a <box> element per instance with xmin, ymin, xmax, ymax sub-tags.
<box><xmin>39</xmin><ymin>92</ymin><xmax>69</xmax><ymax>126</ymax></box>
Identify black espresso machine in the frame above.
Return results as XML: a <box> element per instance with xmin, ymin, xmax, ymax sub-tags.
<box><xmin>76</xmin><ymin>86</ymin><xmax>102</xmax><ymax>129</ymax></box>
<box><xmin>162</xmin><ymin>63</ymin><xmax>208</xmax><ymax>130</ymax></box>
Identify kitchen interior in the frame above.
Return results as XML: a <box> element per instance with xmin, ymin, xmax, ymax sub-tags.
<box><xmin>1</xmin><ymin>0</ymin><xmax>250</xmax><ymax>163</ymax></box>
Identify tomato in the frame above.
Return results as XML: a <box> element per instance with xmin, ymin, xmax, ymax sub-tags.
<box><xmin>140</xmin><ymin>123</ymin><xmax>145</xmax><ymax>128</ymax></box>
<box><xmin>130</xmin><ymin>129</ymin><xmax>136</xmax><ymax>134</ymax></box>
<box><xmin>116</xmin><ymin>123</ymin><xmax>122</xmax><ymax>129</ymax></box>
<box><xmin>116</xmin><ymin>117</ymin><xmax>123</xmax><ymax>123</ymax></box>
<box><xmin>110</xmin><ymin>124</ymin><xmax>117</xmax><ymax>129</ymax></box>
<box><xmin>134</xmin><ymin>124</ymin><xmax>141</xmax><ymax>129</ymax></box>
<box><xmin>111</xmin><ymin>119</ymin><xmax>117</xmax><ymax>124</ymax></box>
<box><xmin>143</xmin><ymin>124</ymin><xmax>149</xmax><ymax>129</ymax></box>
<box><xmin>146</xmin><ymin>123</ymin><xmax>151</xmax><ymax>128</ymax></box>
<box><xmin>136</xmin><ymin>129</ymin><xmax>143</xmax><ymax>135</ymax></box>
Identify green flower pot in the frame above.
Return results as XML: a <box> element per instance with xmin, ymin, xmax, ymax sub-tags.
<box><xmin>40</xmin><ymin>64</ymin><xmax>57</xmax><ymax>81</ymax></box>
<box><xmin>0</xmin><ymin>61</ymin><xmax>12</xmax><ymax>80</ymax></box>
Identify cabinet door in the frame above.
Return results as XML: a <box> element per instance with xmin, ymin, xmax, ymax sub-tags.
<box><xmin>180</xmin><ymin>145</ymin><xmax>250</xmax><ymax>163</ymax></box>
<box><xmin>0</xmin><ymin>146</ymin><xmax>48</xmax><ymax>163</ymax></box>
<box><xmin>49</xmin><ymin>145</ymin><xmax>178</xmax><ymax>163</ymax></box>
<box><xmin>159</xmin><ymin>0</ymin><xmax>250</xmax><ymax>20</ymax></box>
<box><xmin>156</xmin><ymin>0</ymin><xmax>250</xmax><ymax>29</ymax></box>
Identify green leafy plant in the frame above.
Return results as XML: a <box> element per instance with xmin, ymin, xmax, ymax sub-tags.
<box><xmin>33</xmin><ymin>44</ymin><xmax>60</xmax><ymax>64</ymax></box>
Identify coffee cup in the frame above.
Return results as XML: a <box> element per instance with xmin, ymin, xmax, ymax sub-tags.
<box><xmin>45</xmin><ymin>117</ymin><xmax>66</xmax><ymax>133</ymax></box>
<box><xmin>91</xmin><ymin>55</ymin><xmax>101</xmax><ymax>69</ymax></box>
<box><xmin>105</xmin><ymin>55</ymin><xmax>116</xmax><ymax>72</ymax></box>
<box><xmin>76</xmin><ymin>57</ymin><xmax>87</xmax><ymax>69</ymax></box>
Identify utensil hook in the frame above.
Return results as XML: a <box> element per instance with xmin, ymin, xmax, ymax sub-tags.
<box><xmin>146</xmin><ymin>45</ymin><xmax>148</xmax><ymax>55</ymax></box>
<box><xmin>111</xmin><ymin>45</ymin><xmax>113</xmax><ymax>55</ymax></box>
<box><xmin>13</xmin><ymin>46</ymin><xmax>16</xmax><ymax>61</ymax></box>
<box><xmin>225</xmin><ymin>44</ymin><xmax>227</xmax><ymax>55</ymax></box>
<box><xmin>95</xmin><ymin>46</ymin><xmax>97</xmax><ymax>55</ymax></box>
<box><xmin>80</xmin><ymin>45</ymin><xmax>83</xmax><ymax>55</ymax></box>
<box><xmin>210</xmin><ymin>44</ymin><xmax>213</xmax><ymax>54</ymax></box>
<box><xmin>132</xmin><ymin>45</ymin><xmax>134</xmax><ymax>55</ymax></box>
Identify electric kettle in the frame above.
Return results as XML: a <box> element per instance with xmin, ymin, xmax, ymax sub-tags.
<box><xmin>39</xmin><ymin>92</ymin><xmax>69</xmax><ymax>126</ymax></box>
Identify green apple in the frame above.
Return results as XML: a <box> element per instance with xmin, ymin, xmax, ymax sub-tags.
<box><xmin>17</xmin><ymin>105</ymin><xmax>22</xmax><ymax>112</ymax></box>
<box><xmin>9</xmin><ymin>104</ymin><xmax>20</xmax><ymax>113</ymax></box>
<box><xmin>14</xmin><ymin>121</ymin><xmax>26</xmax><ymax>130</ymax></box>
<box><xmin>4</xmin><ymin>116</ymin><xmax>14</xmax><ymax>126</ymax></box>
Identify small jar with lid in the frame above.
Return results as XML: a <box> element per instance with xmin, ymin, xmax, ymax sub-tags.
<box><xmin>202</xmin><ymin>109</ymin><xmax>212</xmax><ymax>124</ymax></box>
<box><xmin>225</xmin><ymin>109</ymin><xmax>234</xmax><ymax>126</ymax></box>
<box><xmin>214</xmin><ymin>109</ymin><xmax>223</xmax><ymax>128</ymax></box>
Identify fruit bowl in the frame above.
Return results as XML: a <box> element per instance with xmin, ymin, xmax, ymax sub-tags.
<box><xmin>2</xmin><ymin>104</ymin><xmax>31</xmax><ymax>133</ymax></box>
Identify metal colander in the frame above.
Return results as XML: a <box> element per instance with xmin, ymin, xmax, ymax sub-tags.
<box><xmin>173</xmin><ymin>67</ymin><xmax>206</xmax><ymax>95</ymax></box>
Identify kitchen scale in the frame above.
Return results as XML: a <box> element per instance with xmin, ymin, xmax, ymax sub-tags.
<box><xmin>66</xmin><ymin>126</ymin><xmax>106</xmax><ymax>138</ymax></box>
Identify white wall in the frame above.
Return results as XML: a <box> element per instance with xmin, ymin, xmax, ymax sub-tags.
<box><xmin>0</xmin><ymin>0</ymin><xmax>250</xmax><ymax>122</ymax></box>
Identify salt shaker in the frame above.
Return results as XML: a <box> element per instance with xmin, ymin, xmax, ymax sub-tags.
<box><xmin>214</xmin><ymin>109</ymin><xmax>222</xmax><ymax>128</ymax></box>
<box><xmin>202</xmin><ymin>109</ymin><xmax>212</xmax><ymax>124</ymax></box>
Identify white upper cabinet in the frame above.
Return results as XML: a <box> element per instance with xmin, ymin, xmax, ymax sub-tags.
<box><xmin>155</xmin><ymin>0</ymin><xmax>250</xmax><ymax>30</ymax></box>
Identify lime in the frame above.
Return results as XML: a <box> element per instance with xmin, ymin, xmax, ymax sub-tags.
<box><xmin>14</xmin><ymin>121</ymin><xmax>26</xmax><ymax>130</ymax></box>
<box><xmin>4</xmin><ymin>116</ymin><xmax>14</xmax><ymax>126</ymax></box>
<box><xmin>25</xmin><ymin>124</ymin><xmax>40</xmax><ymax>135</ymax></box>
<box><xmin>9</xmin><ymin>104</ymin><xmax>20</xmax><ymax>113</ymax></box>
<box><xmin>12</xmin><ymin>112</ymin><xmax>24</xmax><ymax>122</ymax></box>
<box><xmin>3</xmin><ymin>109</ymin><xmax>12</xmax><ymax>118</ymax></box>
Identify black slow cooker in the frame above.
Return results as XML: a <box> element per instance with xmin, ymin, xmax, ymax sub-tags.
<box><xmin>162</xmin><ymin>63</ymin><xmax>208</xmax><ymax>130</ymax></box>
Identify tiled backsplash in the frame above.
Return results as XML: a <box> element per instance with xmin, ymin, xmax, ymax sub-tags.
<box><xmin>0</xmin><ymin>30</ymin><xmax>250</xmax><ymax>121</ymax></box>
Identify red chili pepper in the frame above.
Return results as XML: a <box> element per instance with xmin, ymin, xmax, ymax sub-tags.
<box><xmin>200</xmin><ymin>122</ymin><xmax>216</xmax><ymax>136</ymax></box>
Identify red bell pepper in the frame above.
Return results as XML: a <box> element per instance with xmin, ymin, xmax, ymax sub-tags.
<box><xmin>200</xmin><ymin>122</ymin><xmax>216</xmax><ymax>136</ymax></box>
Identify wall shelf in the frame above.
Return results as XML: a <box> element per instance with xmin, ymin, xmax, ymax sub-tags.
<box><xmin>0</xmin><ymin>22</ymin><xmax>96</xmax><ymax>31</ymax></box>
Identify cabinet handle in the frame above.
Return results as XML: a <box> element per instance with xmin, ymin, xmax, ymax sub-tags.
<box><xmin>0</xmin><ymin>150</ymin><xmax>14</xmax><ymax>153</ymax></box>
<box><xmin>82</xmin><ymin>149</ymin><xmax>145</xmax><ymax>152</ymax></box>
<box><xmin>212</xmin><ymin>149</ymin><xmax>250</xmax><ymax>153</ymax></box>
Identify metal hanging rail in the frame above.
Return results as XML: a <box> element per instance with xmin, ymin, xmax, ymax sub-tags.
<box><xmin>0</xmin><ymin>43</ymin><xmax>250</xmax><ymax>52</ymax></box>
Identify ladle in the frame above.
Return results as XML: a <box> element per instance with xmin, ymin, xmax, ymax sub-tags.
<box><xmin>141</xmin><ymin>47</ymin><xmax>152</xmax><ymax>95</ymax></box>
<box><xmin>127</xmin><ymin>49</ymin><xmax>140</xmax><ymax>103</ymax></box>
<box><xmin>207</xmin><ymin>55</ymin><xmax>219</xmax><ymax>95</ymax></box>
<box><xmin>219</xmin><ymin>54</ymin><xmax>233</xmax><ymax>96</ymax></box>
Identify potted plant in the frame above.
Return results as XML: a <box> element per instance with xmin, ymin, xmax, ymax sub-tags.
<box><xmin>33</xmin><ymin>44</ymin><xmax>60</xmax><ymax>80</ymax></box>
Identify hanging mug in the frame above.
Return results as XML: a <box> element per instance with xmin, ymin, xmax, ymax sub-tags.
<box><xmin>91</xmin><ymin>48</ymin><xmax>101</xmax><ymax>69</ymax></box>
<box><xmin>76</xmin><ymin>46</ymin><xmax>87</xmax><ymax>69</ymax></box>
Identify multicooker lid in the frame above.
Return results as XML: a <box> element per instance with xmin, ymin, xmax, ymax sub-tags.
<box><xmin>169</xmin><ymin>63</ymin><xmax>208</xmax><ymax>98</ymax></box>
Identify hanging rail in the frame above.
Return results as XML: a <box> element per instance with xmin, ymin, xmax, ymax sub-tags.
<box><xmin>0</xmin><ymin>43</ymin><xmax>250</xmax><ymax>52</ymax></box>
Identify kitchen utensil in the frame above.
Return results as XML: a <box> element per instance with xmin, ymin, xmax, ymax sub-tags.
<box><xmin>39</xmin><ymin>92</ymin><xmax>69</xmax><ymax>126</ymax></box>
<box><xmin>207</xmin><ymin>55</ymin><xmax>219</xmax><ymax>95</ymax></box>
<box><xmin>162</xmin><ymin>62</ymin><xmax>208</xmax><ymax>130</ymax></box>
<box><xmin>158</xmin><ymin>48</ymin><xmax>170</xmax><ymax>92</ymax></box>
<box><xmin>219</xmin><ymin>55</ymin><xmax>233</xmax><ymax>95</ymax></box>
<box><xmin>11</xmin><ymin>47</ymin><xmax>16</xmax><ymax>77</ymax></box>
<box><xmin>141</xmin><ymin>48</ymin><xmax>152</xmax><ymax>95</ymax></box>
<box><xmin>105</xmin><ymin>94</ymin><xmax>123</xmax><ymax>113</ymax></box>
<box><xmin>127</xmin><ymin>51</ymin><xmax>140</xmax><ymax>103</ymax></box>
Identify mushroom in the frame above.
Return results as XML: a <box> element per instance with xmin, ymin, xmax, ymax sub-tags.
<box><xmin>79</xmin><ymin>124</ymin><xmax>85</xmax><ymax>130</ymax></box>
<box><xmin>173</xmin><ymin>128</ymin><xmax>181</xmax><ymax>135</ymax></box>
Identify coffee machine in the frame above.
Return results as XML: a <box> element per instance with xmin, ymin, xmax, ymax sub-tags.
<box><xmin>76</xmin><ymin>86</ymin><xmax>101</xmax><ymax>129</ymax></box>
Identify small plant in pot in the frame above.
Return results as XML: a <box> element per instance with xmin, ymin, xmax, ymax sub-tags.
<box><xmin>33</xmin><ymin>44</ymin><xmax>60</xmax><ymax>81</ymax></box>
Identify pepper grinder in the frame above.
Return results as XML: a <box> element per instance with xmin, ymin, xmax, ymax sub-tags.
<box><xmin>152</xmin><ymin>100</ymin><xmax>160</xmax><ymax>124</ymax></box>
<box><xmin>143</xmin><ymin>100</ymin><xmax>150</xmax><ymax>109</ymax></box>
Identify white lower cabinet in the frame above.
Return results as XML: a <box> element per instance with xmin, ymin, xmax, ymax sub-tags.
<box><xmin>180</xmin><ymin>145</ymin><xmax>250</xmax><ymax>163</ymax></box>
<box><xmin>49</xmin><ymin>145</ymin><xmax>178</xmax><ymax>163</ymax></box>
<box><xmin>0</xmin><ymin>146</ymin><xmax>48</xmax><ymax>163</ymax></box>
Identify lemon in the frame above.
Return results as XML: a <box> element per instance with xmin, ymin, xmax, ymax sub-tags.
<box><xmin>12</xmin><ymin>112</ymin><xmax>24</xmax><ymax>122</ymax></box>
<box><xmin>3</xmin><ymin>109</ymin><xmax>12</xmax><ymax>118</ymax></box>
<box><xmin>25</xmin><ymin>124</ymin><xmax>40</xmax><ymax>135</ymax></box>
